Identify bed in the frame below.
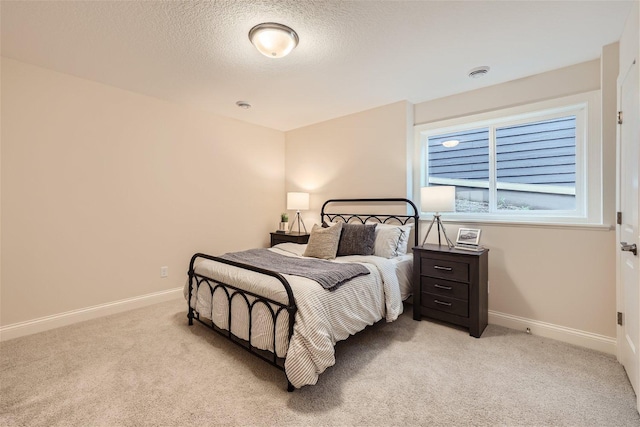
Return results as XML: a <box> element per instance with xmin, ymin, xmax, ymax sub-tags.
<box><xmin>186</xmin><ymin>198</ymin><xmax>419</xmax><ymax>390</ymax></box>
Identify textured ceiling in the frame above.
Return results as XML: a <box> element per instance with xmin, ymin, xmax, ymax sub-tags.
<box><xmin>0</xmin><ymin>1</ymin><xmax>634</xmax><ymax>131</ymax></box>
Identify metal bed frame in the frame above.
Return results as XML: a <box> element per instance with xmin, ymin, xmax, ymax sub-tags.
<box><xmin>187</xmin><ymin>198</ymin><xmax>419</xmax><ymax>391</ymax></box>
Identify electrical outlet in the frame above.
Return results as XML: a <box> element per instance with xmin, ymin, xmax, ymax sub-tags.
<box><xmin>160</xmin><ymin>266</ymin><xmax>168</xmax><ymax>278</ymax></box>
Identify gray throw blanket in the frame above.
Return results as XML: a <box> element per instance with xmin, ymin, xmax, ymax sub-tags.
<box><xmin>219</xmin><ymin>248</ymin><xmax>370</xmax><ymax>291</ymax></box>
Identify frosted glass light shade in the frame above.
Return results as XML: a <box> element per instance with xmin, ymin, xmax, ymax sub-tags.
<box><xmin>287</xmin><ymin>192</ymin><xmax>309</xmax><ymax>210</ymax></box>
<box><xmin>421</xmin><ymin>186</ymin><xmax>456</xmax><ymax>213</ymax></box>
<box><xmin>249</xmin><ymin>23</ymin><xmax>299</xmax><ymax>58</ymax></box>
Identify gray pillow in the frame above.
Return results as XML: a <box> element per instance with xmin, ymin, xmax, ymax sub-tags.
<box><xmin>303</xmin><ymin>223</ymin><xmax>343</xmax><ymax>259</ymax></box>
<box><xmin>337</xmin><ymin>223</ymin><xmax>377</xmax><ymax>256</ymax></box>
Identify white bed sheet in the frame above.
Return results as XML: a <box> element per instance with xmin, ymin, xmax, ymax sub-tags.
<box><xmin>391</xmin><ymin>253</ymin><xmax>413</xmax><ymax>300</ymax></box>
<box><xmin>184</xmin><ymin>243</ymin><xmax>406</xmax><ymax>388</ymax></box>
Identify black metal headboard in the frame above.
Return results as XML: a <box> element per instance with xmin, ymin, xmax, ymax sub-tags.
<box><xmin>320</xmin><ymin>198</ymin><xmax>420</xmax><ymax>248</ymax></box>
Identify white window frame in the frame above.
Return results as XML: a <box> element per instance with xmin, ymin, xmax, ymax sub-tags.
<box><xmin>411</xmin><ymin>91</ymin><xmax>603</xmax><ymax>225</ymax></box>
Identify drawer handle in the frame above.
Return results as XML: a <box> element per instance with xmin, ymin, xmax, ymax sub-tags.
<box><xmin>434</xmin><ymin>284</ymin><xmax>452</xmax><ymax>290</ymax></box>
<box><xmin>434</xmin><ymin>299</ymin><xmax>452</xmax><ymax>307</ymax></box>
<box><xmin>433</xmin><ymin>265</ymin><xmax>453</xmax><ymax>271</ymax></box>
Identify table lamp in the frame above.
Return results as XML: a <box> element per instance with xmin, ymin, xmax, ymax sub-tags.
<box><xmin>287</xmin><ymin>192</ymin><xmax>309</xmax><ymax>234</ymax></box>
<box><xmin>421</xmin><ymin>186</ymin><xmax>456</xmax><ymax>248</ymax></box>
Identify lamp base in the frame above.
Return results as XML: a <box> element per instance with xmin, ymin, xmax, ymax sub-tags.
<box><xmin>288</xmin><ymin>211</ymin><xmax>308</xmax><ymax>234</ymax></box>
<box><xmin>422</xmin><ymin>213</ymin><xmax>454</xmax><ymax>248</ymax></box>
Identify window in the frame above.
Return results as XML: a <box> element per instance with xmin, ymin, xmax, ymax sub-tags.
<box><xmin>412</xmin><ymin>91</ymin><xmax>602</xmax><ymax>225</ymax></box>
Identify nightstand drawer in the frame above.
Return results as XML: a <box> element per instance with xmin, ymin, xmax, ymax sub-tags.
<box><xmin>420</xmin><ymin>258</ymin><xmax>469</xmax><ymax>282</ymax></box>
<box><xmin>421</xmin><ymin>277</ymin><xmax>468</xmax><ymax>301</ymax></box>
<box><xmin>270</xmin><ymin>232</ymin><xmax>310</xmax><ymax>247</ymax></box>
<box><xmin>421</xmin><ymin>293</ymin><xmax>469</xmax><ymax>317</ymax></box>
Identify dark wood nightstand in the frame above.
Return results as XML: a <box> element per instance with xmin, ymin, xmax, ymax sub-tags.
<box><xmin>413</xmin><ymin>244</ymin><xmax>489</xmax><ymax>338</ymax></box>
<box><xmin>270</xmin><ymin>232</ymin><xmax>310</xmax><ymax>247</ymax></box>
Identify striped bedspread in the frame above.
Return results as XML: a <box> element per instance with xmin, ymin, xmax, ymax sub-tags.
<box><xmin>186</xmin><ymin>243</ymin><xmax>403</xmax><ymax>388</ymax></box>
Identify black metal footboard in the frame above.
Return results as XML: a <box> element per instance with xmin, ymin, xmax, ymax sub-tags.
<box><xmin>187</xmin><ymin>253</ymin><xmax>297</xmax><ymax>391</ymax></box>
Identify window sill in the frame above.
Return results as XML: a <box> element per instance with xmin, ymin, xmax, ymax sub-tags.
<box><xmin>430</xmin><ymin>218</ymin><xmax>614</xmax><ymax>231</ymax></box>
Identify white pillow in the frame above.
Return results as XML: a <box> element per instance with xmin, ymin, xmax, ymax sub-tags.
<box><xmin>368</xmin><ymin>222</ymin><xmax>414</xmax><ymax>258</ymax></box>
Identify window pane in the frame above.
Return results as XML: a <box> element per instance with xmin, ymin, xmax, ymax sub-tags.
<box><xmin>455</xmin><ymin>186</ymin><xmax>490</xmax><ymax>213</ymax></box>
<box><xmin>427</xmin><ymin>128</ymin><xmax>489</xmax><ymax>213</ymax></box>
<box><xmin>496</xmin><ymin>189</ymin><xmax>575</xmax><ymax>211</ymax></box>
<box><xmin>495</xmin><ymin>117</ymin><xmax>576</xmax><ymax>211</ymax></box>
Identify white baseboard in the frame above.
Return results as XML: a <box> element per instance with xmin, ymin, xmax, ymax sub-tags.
<box><xmin>2</xmin><ymin>294</ymin><xmax>617</xmax><ymax>355</ymax></box>
<box><xmin>0</xmin><ymin>287</ymin><xmax>183</xmax><ymax>342</ymax></box>
<box><xmin>489</xmin><ymin>310</ymin><xmax>617</xmax><ymax>355</ymax></box>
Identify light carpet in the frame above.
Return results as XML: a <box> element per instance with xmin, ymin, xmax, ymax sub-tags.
<box><xmin>1</xmin><ymin>298</ymin><xmax>638</xmax><ymax>426</ymax></box>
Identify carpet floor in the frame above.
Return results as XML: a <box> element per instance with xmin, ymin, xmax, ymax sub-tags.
<box><xmin>1</xmin><ymin>298</ymin><xmax>638</xmax><ymax>426</ymax></box>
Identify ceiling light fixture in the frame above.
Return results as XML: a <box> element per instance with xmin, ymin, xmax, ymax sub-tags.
<box><xmin>236</xmin><ymin>101</ymin><xmax>252</xmax><ymax>109</ymax></box>
<box><xmin>442</xmin><ymin>139</ymin><xmax>460</xmax><ymax>148</ymax></box>
<box><xmin>249</xmin><ymin>22</ymin><xmax>299</xmax><ymax>58</ymax></box>
<box><xmin>468</xmin><ymin>66</ymin><xmax>490</xmax><ymax>79</ymax></box>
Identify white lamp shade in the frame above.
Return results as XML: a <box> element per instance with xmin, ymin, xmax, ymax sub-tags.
<box><xmin>249</xmin><ymin>23</ymin><xmax>299</xmax><ymax>58</ymax></box>
<box><xmin>421</xmin><ymin>186</ymin><xmax>456</xmax><ymax>213</ymax></box>
<box><xmin>287</xmin><ymin>192</ymin><xmax>309</xmax><ymax>210</ymax></box>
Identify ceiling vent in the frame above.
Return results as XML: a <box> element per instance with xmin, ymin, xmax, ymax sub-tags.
<box><xmin>468</xmin><ymin>66</ymin><xmax>490</xmax><ymax>79</ymax></box>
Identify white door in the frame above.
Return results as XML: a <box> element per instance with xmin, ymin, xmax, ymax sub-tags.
<box><xmin>619</xmin><ymin>58</ymin><xmax>640</xmax><ymax>405</ymax></box>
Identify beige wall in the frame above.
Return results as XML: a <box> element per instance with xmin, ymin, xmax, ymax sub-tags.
<box><xmin>602</xmin><ymin>42</ymin><xmax>620</xmax><ymax>228</ymax></box>
<box><xmin>415</xmin><ymin>59</ymin><xmax>617</xmax><ymax>338</ymax></box>
<box><xmin>286</xmin><ymin>61</ymin><xmax>617</xmax><ymax>340</ymax></box>
<box><xmin>0</xmin><ymin>56</ymin><xmax>3</xmax><ymax>327</ymax></box>
<box><xmin>285</xmin><ymin>101</ymin><xmax>413</xmax><ymax>226</ymax></box>
<box><xmin>414</xmin><ymin>59</ymin><xmax>601</xmax><ymax>124</ymax></box>
<box><xmin>1</xmin><ymin>58</ymin><xmax>285</xmax><ymax>326</ymax></box>
<box><xmin>1</xmin><ymin>54</ymin><xmax>620</xmax><ymax>343</ymax></box>
<box><xmin>451</xmin><ymin>224</ymin><xmax>614</xmax><ymax>335</ymax></box>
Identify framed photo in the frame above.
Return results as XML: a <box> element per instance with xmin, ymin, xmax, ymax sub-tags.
<box><xmin>456</xmin><ymin>228</ymin><xmax>481</xmax><ymax>246</ymax></box>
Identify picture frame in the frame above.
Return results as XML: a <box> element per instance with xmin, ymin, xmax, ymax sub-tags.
<box><xmin>456</xmin><ymin>228</ymin><xmax>481</xmax><ymax>246</ymax></box>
